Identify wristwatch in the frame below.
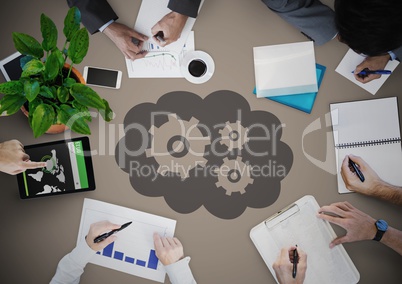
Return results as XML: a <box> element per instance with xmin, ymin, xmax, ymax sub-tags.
<box><xmin>373</xmin><ymin>219</ymin><xmax>388</xmax><ymax>241</ymax></box>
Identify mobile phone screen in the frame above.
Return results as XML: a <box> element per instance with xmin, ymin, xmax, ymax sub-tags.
<box><xmin>86</xmin><ymin>67</ymin><xmax>119</xmax><ymax>88</ymax></box>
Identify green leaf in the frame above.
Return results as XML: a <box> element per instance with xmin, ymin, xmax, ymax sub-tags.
<box><xmin>0</xmin><ymin>81</ymin><xmax>23</xmax><ymax>95</ymax></box>
<box><xmin>72</xmin><ymin>100</ymin><xmax>92</xmax><ymax>121</ymax></box>
<box><xmin>99</xmin><ymin>99</ymin><xmax>114</xmax><ymax>122</ymax></box>
<box><xmin>63</xmin><ymin>77</ymin><xmax>76</xmax><ymax>88</ymax></box>
<box><xmin>44</xmin><ymin>52</ymin><xmax>60</xmax><ymax>81</ymax></box>
<box><xmin>63</xmin><ymin>7</ymin><xmax>81</xmax><ymax>41</ymax></box>
<box><xmin>68</xmin><ymin>28</ymin><xmax>89</xmax><ymax>64</ymax></box>
<box><xmin>52</xmin><ymin>49</ymin><xmax>65</xmax><ymax>67</ymax></box>
<box><xmin>40</xmin><ymin>13</ymin><xmax>58</xmax><ymax>52</ymax></box>
<box><xmin>24</xmin><ymin>80</ymin><xmax>40</xmax><ymax>102</ymax></box>
<box><xmin>32</xmin><ymin>104</ymin><xmax>55</xmax><ymax>138</ymax></box>
<box><xmin>39</xmin><ymin>85</ymin><xmax>55</xmax><ymax>99</ymax></box>
<box><xmin>70</xmin><ymin>83</ymin><xmax>105</xmax><ymax>109</ymax></box>
<box><xmin>12</xmin><ymin>32</ymin><xmax>44</xmax><ymax>58</ymax></box>
<box><xmin>20</xmin><ymin>55</ymin><xmax>34</xmax><ymax>69</ymax></box>
<box><xmin>57</xmin><ymin>86</ymin><xmax>69</xmax><ymax>103</ymax></box>
<box><xmin>28</xmin><ymin>97</ymin><xmax>43</xmax><ymax>126</ymax></box>
<box><xmin>0</xmin><ymin>94</ymin><xmax>27</xmax><ymax>116</ymax></box>
<box><xmin>21</xmin><ymin>59</ymin><xmax>45</xmax><ymax>77</ymax></box>
<box><xmin>58</xmin><ymin>104</ymin><xmax>90</xmax><ymax>134</ymax></box>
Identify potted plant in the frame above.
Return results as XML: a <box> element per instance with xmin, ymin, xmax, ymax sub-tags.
<box><xmin>0</xmin><ymin>7</ymin><xmax>113</xmax><ymax>138</ymax></box>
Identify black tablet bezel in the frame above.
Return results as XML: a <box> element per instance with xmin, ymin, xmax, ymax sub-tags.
<box><xmin>17</xmin><ymin>137</ymin><xmax>96</xmax><ymax>199</ymax></box>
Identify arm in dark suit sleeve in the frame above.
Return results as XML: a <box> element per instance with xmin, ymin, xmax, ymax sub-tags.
<box><xmin>168</xmin><ymin>0</ymin><xmax>202</xmax><ymax>18</ymax></box>
<box><xmin>67</xmin><ymin>0</ymin><xmax>118</xmax><ymax>34</ymax></box>
<box><xmin>392</xmin><ymin>46</ymin><xmax>402</xmax><ymax>61</ymax></box>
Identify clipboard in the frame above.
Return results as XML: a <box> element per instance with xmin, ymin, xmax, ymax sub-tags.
<box><xmin>250</xmin><ymin>195</ymin><xmax>360</xmax><ymax>284</ymax></box>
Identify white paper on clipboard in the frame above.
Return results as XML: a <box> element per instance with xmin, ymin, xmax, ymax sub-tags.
<box><xmin>250</xmin><ymin>195</ymin><xmax>360</xmax><ymax>284</ymax></box>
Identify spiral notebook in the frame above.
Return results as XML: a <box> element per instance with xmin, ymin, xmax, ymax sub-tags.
<box><xmin>330</xmin><ymin>97</ymin><xmax>402</xmax><ymax>194</ymax></box>
<box><xmin>250</xmin><ymin>195</ymin><xmax>360</xmax><ymax>284</ymax></box>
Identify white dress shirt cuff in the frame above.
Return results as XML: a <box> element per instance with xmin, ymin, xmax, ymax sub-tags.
<box><xmin>164</xmin><ymin>256</ymin><xmax>197</xmax><ymax>284</ymax></box>
<box><xmin>99</xmin><ymin>20</ymin><xmax>114</xmax><ymax>33</ymax></box>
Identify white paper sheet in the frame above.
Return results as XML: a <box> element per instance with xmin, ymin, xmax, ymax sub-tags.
<box><xmin>77</xmin><ymin>198</ymin><xmax>176</xmax><ymax>283</ymax></box>
<box><xmin>254</xmin><ymin>41</ymin><xmax>318</xmax><ymax>98</ymax></box>
<box><xmin>126</xmin><ymin>31</ymin><xmax>195</xmax><ymax>78</ymax></box>
<box><xmin>335</xmin><ymin>49</ymin><xmax>400</xmax><ymax>95</ymax></box>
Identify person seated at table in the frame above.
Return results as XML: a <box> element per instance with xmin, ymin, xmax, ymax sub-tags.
<box><xmin>273</xmin><ymin>246</ymin><xmax>307</xmax><ymax>284</ymax></box>
<box><xmin>50</xmin><ymin>221</ymin><xmax>196</xmax><ymax>284</ymax></box>
<box><xmin>0</xmin><ymin>139</ymin><xmax>46</xmax><ymax>175</ymax></box>
<box><xmin>261</xmin><ymin>0</ymin><xmax>402</xmax><ymax>84</ymax></box>
<box><xmin>318</xmin><ymin>201</ymin><xmax>402</xmax><ymax>255</ymax></box>
<box><xmin>67</xmin><ymin>0</ymin><xmax>202</xmax><ymax>60</ymax></box>
<box><xmin>341</xmin><ymin>154</ymin><xmax>402</xmax><ymax>206</ymax></box>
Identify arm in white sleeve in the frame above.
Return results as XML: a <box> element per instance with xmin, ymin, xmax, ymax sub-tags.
<box><xmin>50</xmin><ymin>240</ymin><xmax>96</xmax><ymax>284</ymax></box>
<box><xmin>164</xmin><ymin>257</ymin><xmax>197</xmax><ymax>284</ymax></box>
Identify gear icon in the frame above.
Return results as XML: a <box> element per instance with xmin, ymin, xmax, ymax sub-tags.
<box><xmin>219</xmin><ymin>120</ymin><xmax>249</xmax><ymax>151</ymax></box>
<box><xmin>146</xmin><ymin>113</ymin><xmax>210</xmax><ymax>180</ymax></box>
<box><xmin>214</xmin><ymin>156</ymin><xmax>254</xmax><ymax>195</ymax></box>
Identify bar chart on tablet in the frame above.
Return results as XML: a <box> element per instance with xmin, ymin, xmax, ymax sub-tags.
<box><xmin>77</xmin><ymin>198</ymin><xmax>176</xmax><ymax>283</ymax></box>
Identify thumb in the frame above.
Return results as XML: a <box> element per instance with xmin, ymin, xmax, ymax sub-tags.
<box><xmin>329</xmin><ymin>235</ymin><xmax>348</xmax><ymax>248</ymax></box>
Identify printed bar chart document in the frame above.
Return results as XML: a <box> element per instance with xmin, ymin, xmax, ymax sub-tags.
<box><xmin>77</xmin><ymin>198</ymin><xmax>176</xmax><ymax>282</ymax></box>
<box><xmin>335</xmin><ymin>49</ymin><xmax>400</xmax><ymax>95</ymax></box>
<box><xmin>250</xmin><ymin>195</ymin><xmax>360</xmax><ymax>284</ymax></box>
<box><xmin>330</xmin><ymin>97</ymin><xmax>402</xmax><ymax>193</ymax></box>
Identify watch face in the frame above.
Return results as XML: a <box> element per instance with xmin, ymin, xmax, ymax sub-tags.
<box><xmin>376</xmin><ymin>220</ymin><xmax>388</xmax><ymax>231</ymax></box>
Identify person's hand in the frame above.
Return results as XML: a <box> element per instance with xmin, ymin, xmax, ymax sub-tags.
<box><xmin>340</xmin><ymin>154</ymin><xmax>382</xmax><ymax>195</ymax></box>
<box><xmin>151</xmin><ymin>12</ymin><xmax>188</xmax><ymax>47</ymax></box>
<box><xmin>317</xmin><ymin>201</ymin><xmax>376</xmax><ymax>248</ymax></box>
<box><xmin>353</xmin><ymin>54</ymin><xmax>390</xmax><ymax>83</ymax></box>
<box><xmin>273</xmin><ymin>246</ymin><xmax>307</xmax><ymax>284</ymax></box>
<box><xmin>0</xmin><ymin>140</ymin><xmax>46</xmax><ymax>175</ymax></box>
<box><xmin>103</xmin><ymin>22</ymin><xmax>149</xmax><ymax>60</ymax></box>
<box><xmin>85</xmin><ymin>221</ymin><xmax>121</xmax><ymax>251</ymax></box>
<box><xmin>153</xmin><ymin>233</ymin><xmax>184</xmax><ymax>265</ymax></box>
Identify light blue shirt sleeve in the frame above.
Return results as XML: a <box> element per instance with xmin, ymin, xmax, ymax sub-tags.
<box><xmin>164</xmin><ymin>256</ymin><xmax>197</xmax><ymax>284</ymax></box>
<box><xmin>388</xmin><ymin>51</ymin><xmax>397</xmax><ymax>61</ymax></box>
<box><xmin>99</xmin><ymin>19</ymin><xmax>114</xmax><ymax>32</ymax></box>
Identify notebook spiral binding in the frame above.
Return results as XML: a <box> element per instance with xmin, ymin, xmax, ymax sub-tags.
<box><xmin>335</xmin><ymin>137</ymin><xmax>401</xmax><ymax>149</ymax></box>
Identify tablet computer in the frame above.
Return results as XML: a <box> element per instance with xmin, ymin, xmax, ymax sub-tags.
<box><xmin>16</xmin><ymin>137</ymin><xmax>96</xmax><ymax>199</ymax></box>
<box><xmin>0</xmin><ymin>51</ymin><xmax>24</xmax><ymax>81</ymax></box>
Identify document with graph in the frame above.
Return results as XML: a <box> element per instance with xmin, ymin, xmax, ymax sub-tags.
<box><xmin>330</xmin><ymin>97</ymin><xmax>402</xmax><ymax>194</ymax></box>
<box><xmin>125</xmin><ymin>31</ymin><xmax>194</xmax><ymax>78</ymax></box>
<box><xmin>77</xmin><ymin>198</ymin><xmax>176</xmax><ymax>282</ymax></box>
<box><xmin>250</xmin><ymin>195</ymin><xmax>360</xmax><ymax>284</ymax></box>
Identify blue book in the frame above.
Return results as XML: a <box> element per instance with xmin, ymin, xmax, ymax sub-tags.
<box><xmin>253</xmin><ymin>64</ymin><xmax>326</xmax><ymax>114</ymax></box>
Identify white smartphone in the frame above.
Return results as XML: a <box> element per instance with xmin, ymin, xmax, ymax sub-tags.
<box><xmin>83</xmin><ymin>66</ymin><xmax>122</xmax><ymax>89</ymax></box>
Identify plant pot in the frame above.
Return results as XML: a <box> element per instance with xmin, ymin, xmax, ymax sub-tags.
<box><xmin>21</xmin><ymin>64</ymin><xmax>86</xmax><ymax>134</ymax></box>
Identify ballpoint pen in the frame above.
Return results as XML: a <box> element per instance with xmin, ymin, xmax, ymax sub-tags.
<box><xmin>93</xmin><ymin>221</ymin><xmax>132</xmax><ymax>243</ymax></box>
<box><xmin>292</xmin><ymin>246</ymin><xmax>298</xmax><ymax>278</ymax></box>
<box><xmin>348</xmin><ymin>158</ymin><xmax>365</xmax><ymax>182</ymax></box>
<box><xmin>352</xmin><ymin>69</ymin><xmax>392</xmax><ymax>76</ymax></box>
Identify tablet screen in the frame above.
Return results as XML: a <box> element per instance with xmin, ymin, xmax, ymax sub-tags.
<box><xmin>17</xmin><ymin>137</ymin><xmax>95</xmax><ymax>199</ymax></box>
<box><xmin>0</xmin><ymin>51</ymin><xmax>23</xmax><ymax>81</ymax></box>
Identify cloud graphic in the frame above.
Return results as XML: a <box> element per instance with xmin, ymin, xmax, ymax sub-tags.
<box><xmin>115</xmin><ymin>90</ymin><xmax>293</xmax><ymax>219</ymax></box>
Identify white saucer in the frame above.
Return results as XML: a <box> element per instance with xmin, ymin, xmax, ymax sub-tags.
<box><xmin>180</xmin><ymin>50</ymin><xmax>215</xmax><ymax>84</ymax></box>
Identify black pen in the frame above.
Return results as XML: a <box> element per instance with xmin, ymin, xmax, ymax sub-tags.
<box><xmin>93</xmin><ymin>221</ymin><xmax>132</xmax><ymax>243</ymax></box>
<box><xmin>348</xmin><ymin>158</ymin><xmax>365</xmax><ymax>182</ymax></box>
<box><xmin>292</xmin><ymin>246</ymin><xmax>298</xmax><ymax>278</ymax></box>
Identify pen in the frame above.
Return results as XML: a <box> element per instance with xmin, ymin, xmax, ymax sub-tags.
<box><xmin>352</xmin><ymin>69</ymin><xmax>392</xmax><ymax>76</ymax></box>
<box><xmin>348</xmin><ymin>158</ymin><xmax>365</xmax><ymax>182</ymax></box>
<box><xmin>93</xmin><ymin>221</ymin><xmax>132</xmax><ymax>243</ymax></box>
<box><xmin>292</xmin><ymin>246</ymin><xmax>298</xmax><ymax>278</ymax></box>
<box><xmin>155</xmin><ymin>31</ymin><xmax>166</xmax><ymax>44</ymax></box>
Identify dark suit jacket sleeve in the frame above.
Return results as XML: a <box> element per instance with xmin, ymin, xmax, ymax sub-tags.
<box><xmin>168</xmin><ymin>0</ymin><xmax>202</xmax><ymax>18</ymax></box>
<box><xmin>393</xmin><ymin>46</ymin><xmax>402</xmax><ymax>61</ymax></box>
<box><xmin>67</xmin><ymin>0</ymin><xmax>118</xmax><ymax>34</ymax></box>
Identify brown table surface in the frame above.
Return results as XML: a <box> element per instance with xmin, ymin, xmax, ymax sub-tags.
<box><xmin>1</xmin><ymin>0</ymin><xmax>401</xmax><ymax>283</ymax></box>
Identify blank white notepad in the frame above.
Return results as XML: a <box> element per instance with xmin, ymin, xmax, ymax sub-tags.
<box><xmin>330</xmin><ymin>97</ymin><xmax>402</xmax><ymax>193</ymax></box>
<box><xmin>250</xmin><ymin>195</ymin><xmax>360</xmax><ymax>284</ymax></box>
<box><xmin>254</xmin><ymin>41</ymin><xmax>318</xmax><ymax>98</ymax></box>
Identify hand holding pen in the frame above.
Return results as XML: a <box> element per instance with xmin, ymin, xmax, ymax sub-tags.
<box><xmin>273</xmin><ymin>246</ymin><xmax>307</xmax><ymax>284</ymax></box>
<box><xmin>353</xmin><ymin>54</ymin><xmax>392</xmax><ymax>83</ymax></box>
<box><xmin>85</xmin><ymin>221</ymin><xmax>129</xmax><ymax>251</ymax></box>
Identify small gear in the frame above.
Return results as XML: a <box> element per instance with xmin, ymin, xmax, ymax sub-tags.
<box><xmin>146</xmin><ymin>113</ymin><xmax>210</xmax><ymax>180</ymax></box>
<box><xmin>218</xmin><ymin>120</ymin><xmax>249</xmax><ymax>151</ymax></box>
<box><xmin>214</xmin><ymin>156</ymin><xmax>254</xmax><ymax>195</ymax></box>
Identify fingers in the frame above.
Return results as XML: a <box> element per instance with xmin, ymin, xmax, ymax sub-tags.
<box><xmin>330</xmin><ymin>235</ymin><xmax>348</xmax><ymax>248</ymax></box>
<box><xmin>22</xmin><ymin>160</ymin><xmax>47</xmax><ymax>170</ymax></box>
<box><xmin>153</xmin><ymin>233</ymin><xmax>163</xmax><ymax>249</ymax></box>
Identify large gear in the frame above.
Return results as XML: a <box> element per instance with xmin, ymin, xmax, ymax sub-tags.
<box><xmin>218</xmin><ymin>120</ymin><xmax>249</xmax><ymax>151</ymax></box>
<box><xmin>214</xmin><ymin>156</ymin><xmax>254</xmax><ymax>195</ymax></box>
<box><xmin>146</xmin><ymin>113</ymin><xmax>210</xmax><ymax>180</ymax></box>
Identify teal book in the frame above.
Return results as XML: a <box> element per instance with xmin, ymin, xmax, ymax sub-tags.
<box><xmin>253</xmin><ymin>64</ymin><xmax>326</xmax><ymax>114</ymax></box>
